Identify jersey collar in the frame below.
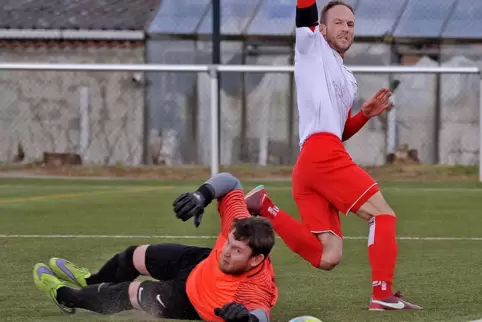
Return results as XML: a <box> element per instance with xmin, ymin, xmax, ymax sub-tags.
<box><xmin>333</xmin><ymin>48</ymin><xmax>345</xmax><ymax>63</ymax></box>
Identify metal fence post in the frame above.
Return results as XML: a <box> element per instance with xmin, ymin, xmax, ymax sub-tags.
<box><xmin>210</xmin><ymin>66</ymin><xmax>220</xmax><ymax>176</ymax></box>
<box><xmin>479</xmin><ymin>76</ymin><xmax>482</xmax><ymax>182</ymax></box>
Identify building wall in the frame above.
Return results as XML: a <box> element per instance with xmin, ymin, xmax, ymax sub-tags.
<box><xmin>0</xmin><ymin>40</ymin><xmax>145</xmax><ymax>165</ymax></box>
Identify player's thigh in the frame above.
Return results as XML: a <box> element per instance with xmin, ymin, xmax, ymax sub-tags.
<box><xmin>311</xmin><ymin>160</ymin><xmax>380</xmax><ymax>216</ymax></box>
<box><xmin>292</xmin><ymin>178</ymin><xmax>343</xmax><ymax>239</ymax></box>
<box><xmin>144</xmin><ymin>243</ymin><xmax>211</xmax><ymax>281</ymax></box>
<box><xmin>356</xmin><ymin>191</ymin><xmax>395</xmax><ymax>220</ymax></box>
<box><xmin>137</xmin><ymin>280</ymin><xmax>200</xmax><ymax>320</ymax></box>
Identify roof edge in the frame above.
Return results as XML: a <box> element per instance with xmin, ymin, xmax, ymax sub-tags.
<box><xmin>0</xmin><ymin>29</ymin><xmax>145</xmax><ymax>40</ymax></box>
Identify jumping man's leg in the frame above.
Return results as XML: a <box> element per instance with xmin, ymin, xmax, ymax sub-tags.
<box><xmin>351</xmin><ymin>191</ymin><xmax>397</xmax><ymax>300</ymax></box>
<box><xmin>352</xmin><ymin>190</ymin><xmax>421</xmax><ymax>310</ymax></box>
<box><xmin>245</xmin><ymin>150</ymin><xmax>343</xmax><ymax>270</ymax></box>
<box><xmin>292</xmin><ymin>185</ymin><xmax>344</xmax><ymax>271</ymax></box>
<box><xmin>245</xmin><ymin>185</ymin><xmax>342</xmax><ymax>271</ymax></box>
<box><xmin>329</xmin><ymin>163</ymin><xmax>422</xmax><ymax>311</ymax></box>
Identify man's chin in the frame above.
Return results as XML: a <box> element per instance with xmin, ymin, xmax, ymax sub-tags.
<box><xmin>219</xmin><ymin>264</ymin><xmax>228</xmax><ymax>273</ymax></box>
<box><xmin>338</xmin><ymin>42</ymin><xmax>352</xmax><ymax>51</ymax></box>
<box><xmin>219</xmin><ymin>264</ymin><xmax>234</xmax><ymax>275</ymax></box>
<box><xmin>219</xmin><ymin>264</ymin><xmax>246</xmax><ymax>276</ymax></box>
<box><xmin>337</xmin><ymin>43</ymin><xmax>352</xmax><ymax>53</ymax></box>
<box><xmin>327</xmin><ymin>40</ymin><xmax>351</xmax><ymax>55</ymax></box>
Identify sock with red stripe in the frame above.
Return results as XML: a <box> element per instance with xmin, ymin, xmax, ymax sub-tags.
<box><xmin>260</xmin><ymin>196</ymin><xmax>323</xmax><ymax>268</ymax></box>
<box><xmin>368</xmin><ymin>215</ymin><xmax>398</xmax><ymax>300</ymax></box>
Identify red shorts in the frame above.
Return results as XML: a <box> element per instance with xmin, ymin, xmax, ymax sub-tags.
<box><xmin>292</xmin><ymin>133</ymin><xmax>379</xmax><ymax>238</ymax></box>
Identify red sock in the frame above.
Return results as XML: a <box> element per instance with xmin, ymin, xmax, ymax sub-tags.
<box><xmin>368</xmin><ymin>215</ymin><xmax>398</xmax><ymax>300</ymax></box>
<box><xmin>260</xmin><ymin>197</ymin><xmax>323</xmax><ymax>268</ymax></box>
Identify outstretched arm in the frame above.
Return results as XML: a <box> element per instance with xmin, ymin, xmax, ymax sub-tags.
<box><xmin>173</xmin><ymin>173</ymin><xmax>249</xmax><ymax>232</ymax></box>
<box><xmin>342</xmin><ymin>88</ymin><xmax>394</xmax><ymax>141</ymax></box>
<box><xmin>197</xmin><ymin>172</ymin><xmax>242</xmax><ymax>202</ymax></box>
<box><xmin>202</xmin><ymin>173</ymin><xmax>251</xmax><ymax>236</ymax></box>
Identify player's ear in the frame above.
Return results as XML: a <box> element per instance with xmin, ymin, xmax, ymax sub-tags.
<box><xmin>249</xmin><ymin>254</ymin><xmax>265</xmax><ymax>268</ymax></box>
<box><xmin>320</xmin><ymin>24</ymin><xmax>326</xmax><ymax>36</ymax></box>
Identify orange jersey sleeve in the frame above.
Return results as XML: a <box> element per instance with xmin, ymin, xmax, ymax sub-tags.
<box><xmin>217</xmin><ymin>189</ymin><xmax>251</xmax><ymax>237</ymax></box>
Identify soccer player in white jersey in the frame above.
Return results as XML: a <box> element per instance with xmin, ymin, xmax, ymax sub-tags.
<box><xmin>245</xmin><ymin>0</ymin><xmax>423</xmax><ymax>311</ymax></box>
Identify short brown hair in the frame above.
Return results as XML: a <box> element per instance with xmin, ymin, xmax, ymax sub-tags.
<box><xmin>232</xmin><ymin>217</ymin><xmax>275</xmax><ymax>257</ymax></box>
<box><xmin>320</xmin><ymin>0</ymin><xmax>354</xmax><ymax>24</ymax></box>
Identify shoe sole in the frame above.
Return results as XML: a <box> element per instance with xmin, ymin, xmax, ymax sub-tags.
<box><xmin>244</xmin><ymin>185</ymin><xmax>264</xmax><ymax>199</ymax></box>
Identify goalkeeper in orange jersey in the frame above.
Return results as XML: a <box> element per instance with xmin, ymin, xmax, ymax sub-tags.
<box><xmin>33</xmin><ymin>172</ymin><xmax>278</xmax><ymax>321</ymax></box>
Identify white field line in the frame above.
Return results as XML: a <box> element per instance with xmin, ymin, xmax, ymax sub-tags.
<box><xmin>0</xmin><ymin>234</ymin><xmax>482</xmax><ymax>241</ymax></box>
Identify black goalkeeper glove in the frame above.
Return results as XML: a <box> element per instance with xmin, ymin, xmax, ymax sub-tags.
<box><xmin>214</xmin><ymin>302</ymin><xmax>258</xmax><ymax>322</ymax></box>
<box><xmin>172</xmin><ymin>184</ymin><xmax>214</xmax><ymax>228</ymax></box>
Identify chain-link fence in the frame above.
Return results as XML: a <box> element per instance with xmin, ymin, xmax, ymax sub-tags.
<box><xmin>1</xmin><ymin>64</ymin><xmax>479</xmax><ymax>169</ymax></box>
<box><xmin>0</xmin><ymin>39</ymin><xmax>481</xmax><ymax>168</ymax></box>
<box><xmin>0</xmin><ymin>69</ymin><xmax>145</xmax><ymax>166</ymax></box>
<box><xmin>0</xmin><ymin>42</ymin><xmax>149</xmax><ymax>167</ymax></box>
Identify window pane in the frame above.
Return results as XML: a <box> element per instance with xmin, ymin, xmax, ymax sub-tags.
<box><xmin>198</xmin><ymin>0</ymin><xmax>261</xmax><ymax>35</ymax></box>
<box><xmin>354</xmin><ymin>0</ymin><xmax>407</xmax><ymax>37</ymax></box>
<box><xmin>148</xmin><ymin>0</ymin><xmax>209</xmax><ymax>34</ymax></box>
<box><xmin>393</xmin><ymin>0</ymin><xmax>455</xmax><ymax>38</ymax></box>
<box><xmin>246</xmin><ymin>0</ymin><xmax>295</xmax><ymax>36</ymax></box>
<box><xmin>443</xmin><ymin>0</ymin><xmax>482</xmax><ymax>39</ymax></box>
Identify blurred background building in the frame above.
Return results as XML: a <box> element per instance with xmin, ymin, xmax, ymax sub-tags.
<box><xmin>0</xmin><ymin>0</ymin><xmax>481</xmax><ymax>167</ymax></box>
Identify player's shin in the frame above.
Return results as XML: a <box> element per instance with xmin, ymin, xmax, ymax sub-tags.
<box><xmin>260</xmin><ymin>199</ymin><xmax>323</xmax><ymax>268</ymax></box>
<box><xmin>368</xmin><ymin>215</ymin><xmax>397</xmax><ymax>300</ymax></box>
<box><xmin>87</xmin><ymin>246</ymin><xmax>139</xmax><ymax>285</ymax></box>
<box><xmin>57</xmin><ymin>282</ymin><xmax>133</xmax><ymax>314</ymax></box>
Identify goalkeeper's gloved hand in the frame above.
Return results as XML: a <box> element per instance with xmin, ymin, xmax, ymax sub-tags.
<box><xmin>214</xmin><ymin>302</ymin><xmax>256</xmax><ymax>322</ymax></box>
<box><xmin>172</xmin><ymin>184</ymin><xmax>213</xmax><ymax>227</ymax></box>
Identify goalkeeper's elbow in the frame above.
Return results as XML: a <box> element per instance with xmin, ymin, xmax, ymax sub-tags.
<box><xmin>203</xmin><ymin>172</ymin><xmax>242</xmax><ymax>199</ymax></box>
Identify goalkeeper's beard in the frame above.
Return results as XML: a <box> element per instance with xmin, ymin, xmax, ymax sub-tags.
<box><xmin>219</xmin><ymin>261</ymin><xmax>250</xmax><ymax>276</ymax></box>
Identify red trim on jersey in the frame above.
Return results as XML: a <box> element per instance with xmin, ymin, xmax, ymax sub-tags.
<box><xmin>298</xmin><ymin>0</ymin><xmax>316</xmax><ymax>8</ymax></box>
<box><xmin>342</xmin><ymin>109</ymin><xmax>370</xmax><ymax>141</ymax></box>
<box><xmin>297</xmin><ymin>0</ymin><xmax>318</xmax><ymax>31</ymax></box>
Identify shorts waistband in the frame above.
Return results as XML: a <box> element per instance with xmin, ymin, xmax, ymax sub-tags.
<box><xmin>302</xmin><ymin>132</ymin><xmax>344</xmax><ymax>149</ymax></box>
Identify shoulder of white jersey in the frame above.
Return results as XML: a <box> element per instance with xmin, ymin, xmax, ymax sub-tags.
<box><xmin>296</xmin><ymin>26</ymin><xmax>323</xmax><ymax>40</ymax></box>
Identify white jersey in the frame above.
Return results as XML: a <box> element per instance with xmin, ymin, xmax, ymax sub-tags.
<box><xmin>295</xmin><ymin>27</ymin><xmax>358</xmax><ymax>146</ymax></box>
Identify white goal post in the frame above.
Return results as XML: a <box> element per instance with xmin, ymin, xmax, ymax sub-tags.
<box><xmin>0</xmin><ymin>63</ymin><xmax>480</xmax><ymax>181</ymax></box>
